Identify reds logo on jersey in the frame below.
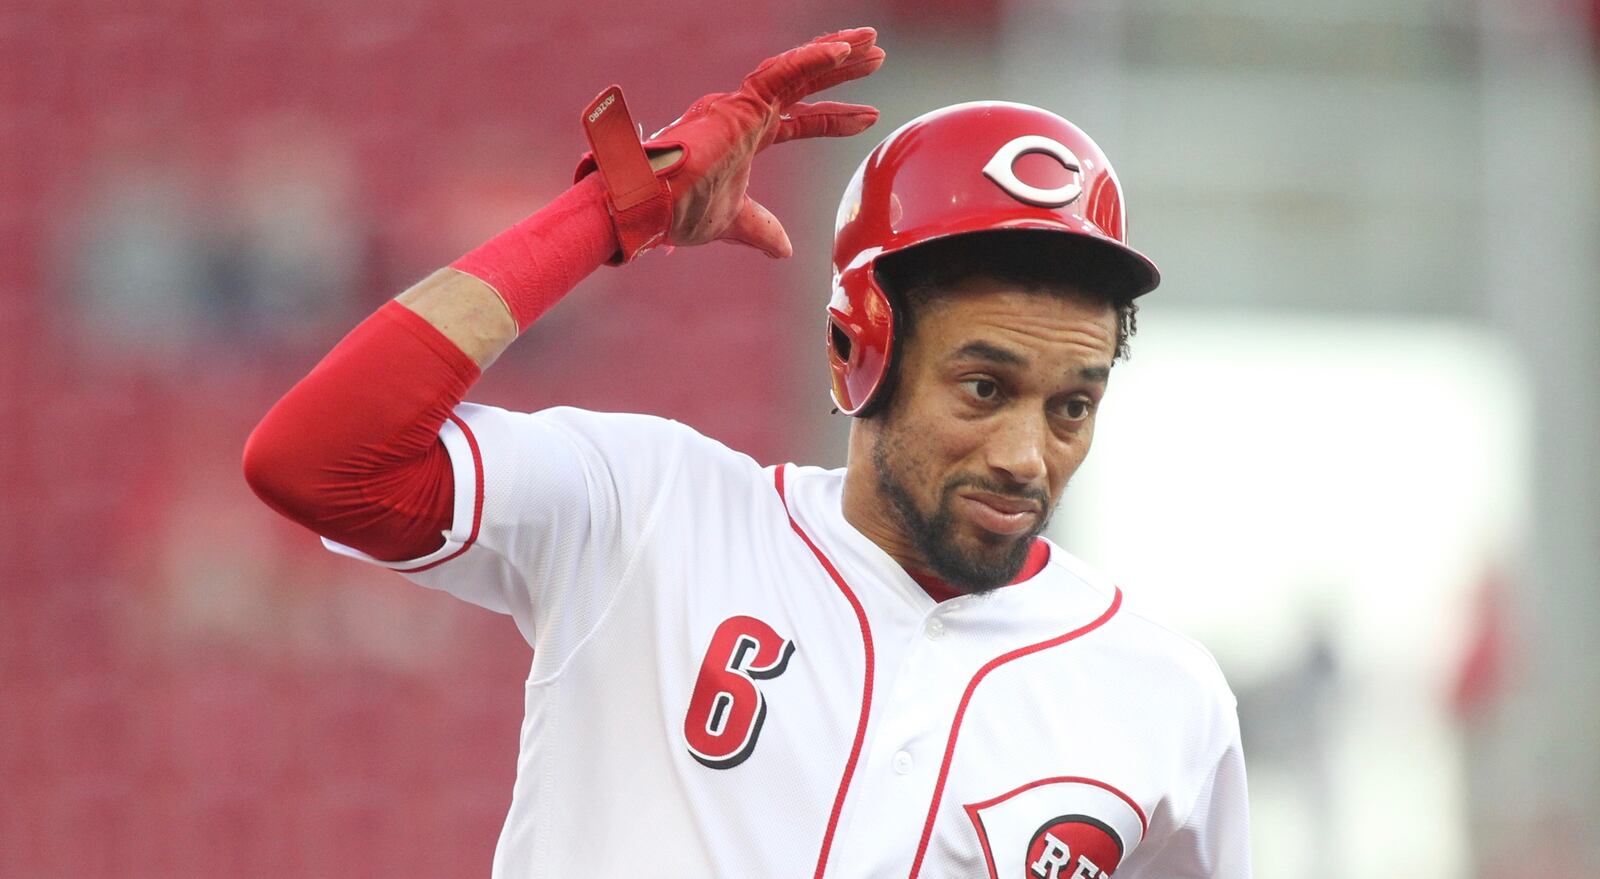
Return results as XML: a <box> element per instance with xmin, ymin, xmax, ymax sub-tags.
<box><xmin>1024</xmin><ymin>815</ymin><xmax>1123</xmax><ymax>878</ymax></box>
<box><xmin>966</xmin><ymin>777</ymin><xmax>1147</xmax><ymax>879</ymax></box>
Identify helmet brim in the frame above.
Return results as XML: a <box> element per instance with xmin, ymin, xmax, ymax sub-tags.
<box><xmin>884</xmin><ymin>222</ymin><xmax>1161</xmax><ymax>302</ymax></box>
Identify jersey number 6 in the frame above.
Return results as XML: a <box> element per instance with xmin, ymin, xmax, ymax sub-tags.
<box><xmin>683</xmin><ymin>615</ymin><xmax>796</xmax><ymax>769</ymax></box>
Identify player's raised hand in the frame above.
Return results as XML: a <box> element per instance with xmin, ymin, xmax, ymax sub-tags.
<box><xmin>577</xmin><ymin>27</ymin><xmax>885</xmax><ymax>261</ymax></box>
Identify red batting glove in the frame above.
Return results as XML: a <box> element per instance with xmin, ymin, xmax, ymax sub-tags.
<box><xmin>577</xmin><ymin>27</ymin><xmax>885</xmax><ymax>263</ymax></box>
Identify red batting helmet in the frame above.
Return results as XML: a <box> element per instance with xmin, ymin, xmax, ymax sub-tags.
<box><xmin>826</xmin><ymin>101</ymin><xmax>1161</xmax><ymax>415</ymax></box>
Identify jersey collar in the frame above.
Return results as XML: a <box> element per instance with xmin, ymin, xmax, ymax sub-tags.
<box><xmin>905</xmin><ymin>537</ymin><xmax>1051</xmax><ymax>603</ymax></box>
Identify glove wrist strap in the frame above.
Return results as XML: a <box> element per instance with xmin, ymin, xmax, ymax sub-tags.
<box><xmin>579</xmin><ymin>85</ymin><xmax>672</xmax><ymax>264</ymax></box>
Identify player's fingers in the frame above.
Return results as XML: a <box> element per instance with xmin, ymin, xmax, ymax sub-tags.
<box><xmin>805</xmin><ymin>26</ymin><xmax>878</xmax><ymax>55</ymax></box>
<box><xmin>747</xmin><ymin>26</ymin><xmax>876</xmax><ymax>90</ymax></box>
<box><xmin>743</xmin><ymin>41</ymin><xmax>851</xmax><ymax>105</ymax></box>
<box><xmin>802</xmin><ymin>27</ymin><xmax>881</xmax><ymax>93</ymax></box>
<box><xmin>797</xmin><ymin>45</ymin><xmax>886</xmax><ymax>97</ymax></box>
<box><xmin>771</xmin><ymin>101</ymin><xmax>880</xmax><ymax>144</ymax></box>
<box><xmin>720</xmin><ymin>195</ymin><xmax>792</xmax><ymax>258</ymax></box>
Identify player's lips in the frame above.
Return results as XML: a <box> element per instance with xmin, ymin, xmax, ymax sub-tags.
<box><xmin>956</xmin><ymin>491</ymin><xmax>1041</xmax><ymax>536</ymax></box>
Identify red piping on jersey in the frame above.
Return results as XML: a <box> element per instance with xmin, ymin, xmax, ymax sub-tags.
<box><xmin>773</xmin><ymin>465</ymin><xmax>876</xmax><ymax>879</ymax></box>
<box><xmin>966</xmin><ymin>774</ymin><xmax>1148</xmax><ymax>836</ymax></box>
<box><xmin>965</xmin><ymin>775</ymin><xmax>1149</xmax><ymax>879</ymax></box>
<box><xmin>394</xmin><ymin>413</ymin><xmax>485</xmax><ymax>573</ymax></box>
<box><xmin>906</xmin><ymin>587</ymin><xmax>1124</xmax><ymax>879</ymax></box>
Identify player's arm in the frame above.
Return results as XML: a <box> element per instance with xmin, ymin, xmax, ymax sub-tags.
<box><xmin>1120</xmin><ymin>708</ymin><xmax>1252</xmax><ymax>878</ymax></box>
<box><xmin>390</xmin><ymin>142</ymin><xmax>683</xmax><ymax>371</ymax></box>
<box><xmin>243</xmin><ymin>29</ymin><xmax>884</xmax><ymax>562</ymax></box>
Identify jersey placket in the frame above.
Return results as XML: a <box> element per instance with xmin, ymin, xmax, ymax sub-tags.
<box><xmin>826</xmin><ymin>594</ymin><xmax>990</xmax><ymax>876</ymax></box>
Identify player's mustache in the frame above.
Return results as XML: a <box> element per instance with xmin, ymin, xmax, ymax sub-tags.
<box><xmin>941</xmin><ymin>476</ymin><xmax>1049</xmax><ymax>509</ymax></box>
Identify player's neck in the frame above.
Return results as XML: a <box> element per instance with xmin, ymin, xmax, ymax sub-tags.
<box><xmin>840</xmin><ymin>462</ymin><xmax>926</xmax><ymax>572</ymax></box>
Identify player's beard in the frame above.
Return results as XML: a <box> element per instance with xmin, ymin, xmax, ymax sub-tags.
<box><xmin>871</xmin><ymin>427</ymin><xmax>1051</xmax><ymax>595</ymax></box>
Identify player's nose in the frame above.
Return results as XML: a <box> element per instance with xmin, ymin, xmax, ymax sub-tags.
<box><xmin>983</xmin><ymin>410</ymin><xmax>1048</xmax><ymax>487</ymax></box>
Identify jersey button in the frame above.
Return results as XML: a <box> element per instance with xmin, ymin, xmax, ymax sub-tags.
<box><xmin>892</xmin><ymin>750</ymin><xmax>913</xmax><ymax>774</ymax></box>
<box><xmin>924</xmin><ymin>618</ymin><xmax>945</xmax><ymax>640</ymax></box>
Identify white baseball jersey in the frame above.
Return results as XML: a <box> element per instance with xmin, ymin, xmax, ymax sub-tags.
<box><xmin>324</xmin><ymin>404</ymin><xmax>1251</xmax><ymax>878</ymax></box>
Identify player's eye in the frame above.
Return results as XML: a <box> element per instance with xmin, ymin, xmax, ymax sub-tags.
<box><xmin>960</xmin><ymin>378</ymin><xmax>1000</xmax><ymax>402</ymax></box>
<box><xmin>1057</xmin><ymin>399</ymin><xmax>1093</xmax><ymax>422</ymax></box>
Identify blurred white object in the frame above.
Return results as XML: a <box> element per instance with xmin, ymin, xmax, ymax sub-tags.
<box><xmin>1054</xmin><ymin>311</ymin><xmax>1528</xmax><ymax>879</ymax></box>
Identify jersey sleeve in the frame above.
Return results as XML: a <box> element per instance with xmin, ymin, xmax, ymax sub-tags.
<box><xmin>1121</xmin><ymin>701</ymin><xmax>1253</xmax><ymax>878</ymax></box>
<box><xmin>321</xmin><ymin>403</ymin><xmax>705</xmax><ymax>657</ymax></box>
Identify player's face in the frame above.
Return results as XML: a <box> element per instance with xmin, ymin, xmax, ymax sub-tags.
<box><xmin>870</xmin><ymin>277</ymin><xmax>1117</xmax><ymax>592</ymax></box>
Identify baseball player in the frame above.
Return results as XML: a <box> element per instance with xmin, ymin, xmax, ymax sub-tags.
<box><xmin>245</xmin><ymin>27</ymin><xmax>1250</xmax><ymax>877</ymax></box>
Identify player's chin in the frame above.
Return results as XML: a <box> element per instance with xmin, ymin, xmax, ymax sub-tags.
<box><xmin>952</xmin><ymin>521</ymin><xmax>1033</xmax><ymax>564</ymax></box>
<box><xmin>940</xmin><ymin>531</ymin><xmax>1034</xmax><ymax>592</ymax></box>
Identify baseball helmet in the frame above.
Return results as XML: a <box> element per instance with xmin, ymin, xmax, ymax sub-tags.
<box><xmin>826</xmin><ymin>101</ymin><xmax>1161</xmax><ymax>415</ymax></box>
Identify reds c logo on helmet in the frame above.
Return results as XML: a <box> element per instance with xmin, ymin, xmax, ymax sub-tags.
<box><xmin>825</xmin><ymin>101</ymin><xmax>1161</xmax><ymax>416</ymax></box>
<box><xmin>982</xmin><ymin>135</ymin><xmax>1085</xmax><ymax>208</ymax></box>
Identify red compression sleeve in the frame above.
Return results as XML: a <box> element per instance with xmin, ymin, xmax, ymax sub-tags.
<box><xmin>247</xmin><ymin>176</ymin><xmax>619</xmax><ymax>561</ymax></box>
<box><xmin>244</xmin><ymin>301</ymin><xmax>480</xmax><ymax>562</ymax></box>
<box><xmin>451</xmin><ymin>172</ymin><xmax>620</xmax><ymax>330</ymax></box>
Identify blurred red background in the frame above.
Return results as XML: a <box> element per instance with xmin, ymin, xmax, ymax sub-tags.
<box><xmin>0</xmin><ymin>2</ymin><xmax>951</xmax><ymax>874</ymax></box>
